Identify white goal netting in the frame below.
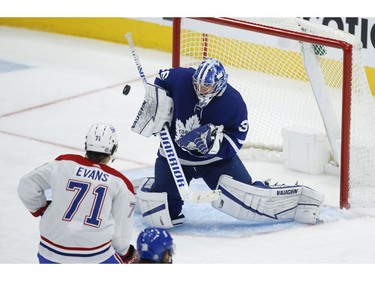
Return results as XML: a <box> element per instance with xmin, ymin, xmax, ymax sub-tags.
<box><xmin>174</xmin><ymin>17</ymin><xmax>375</xmax><ymax>208</ymax></box>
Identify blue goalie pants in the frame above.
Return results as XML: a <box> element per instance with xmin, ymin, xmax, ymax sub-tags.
<box><xmin>152</xmin><ymin>154</ymin><xmax>252</xmax><ymax>219</ymax></box>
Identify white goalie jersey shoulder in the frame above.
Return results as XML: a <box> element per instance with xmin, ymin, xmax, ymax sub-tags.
<box><xmin>131</xmin><ymin>83</ymin><xmax>174</xmax><ymax>137</ymax></box>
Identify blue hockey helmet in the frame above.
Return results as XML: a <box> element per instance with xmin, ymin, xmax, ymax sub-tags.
<box><xmin>136</xmin><ymin>227</ymin><xmax>175</xmax><ymax>263</ymax></box>
<box><xmin>192</xmin><ymin>57</ymin><xmax>228</xmax><ymax>107</ymax></box>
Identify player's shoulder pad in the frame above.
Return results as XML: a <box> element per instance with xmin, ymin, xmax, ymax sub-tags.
<box><xmin>158</xmin><ymin>66</ymin><xmax>194</xmax><ymax>81</ymax></box>
<box><xmin>55</xmin><ymin>154</ymin><xmax>83</xmax><ymax>162</ymax></box>
<box><xmin>55</xmin><ymin>154</ymin><xmax>135</xmax><ymax>194</ymax></box>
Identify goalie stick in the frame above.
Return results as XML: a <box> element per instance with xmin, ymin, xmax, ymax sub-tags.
<box><xmin>124</xmin><ymin>32</ymin><xmax>221</xmax><ymax>203</ymax></box>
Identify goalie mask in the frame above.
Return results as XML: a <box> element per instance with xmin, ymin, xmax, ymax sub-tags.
<box><xmin>193</xmin><ymin>58</ymin><xmax>228</xmax><ymax>108</ymax></box>
<box><xmin>85</xmin><ymin>123</ymin><xmax>118</xmax><ymax>157</ymax></box>
<box><xmin>137</xmin><ymin>227</ymin><xmax>175</xmax><ymax>263</ymax></box>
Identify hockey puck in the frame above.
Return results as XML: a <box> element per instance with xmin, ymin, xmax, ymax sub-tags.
<box><xmin>123</xmin><ymin>85</ymin><xmax>131</xmax><ymax>95</ymax></box>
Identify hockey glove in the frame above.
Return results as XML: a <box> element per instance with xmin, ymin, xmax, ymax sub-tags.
<box><xmin>119</xmin><ymin>244</ymin><xmax>136</xmax><ymax>264</ymax></box>
<box><xmin>176</xmin><ymin>124</ymin><xmax>224</xmax><ymax>157</ymax></box>
<box><xmin>131</xmin><ymin>83</ymin><xmax>174</xmax><ymax>137</ymax></box>
<box><xmin>32</xmin><ymin>201</ymin><xmax>51</xmax><ymax>217</ymax></box>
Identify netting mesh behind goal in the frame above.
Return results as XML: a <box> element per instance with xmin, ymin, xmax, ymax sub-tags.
<box><xmin>174</xmin><ymin>17</ymin><xmax>375</xmax><ymax>207</ymax></box>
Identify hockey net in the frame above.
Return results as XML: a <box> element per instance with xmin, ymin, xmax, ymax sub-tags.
<box><xmin>172</xmin><ymin>17</ymin><xmax>375</xmax><ymax>208</ymax></box>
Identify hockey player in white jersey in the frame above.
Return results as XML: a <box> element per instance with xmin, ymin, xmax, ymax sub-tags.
<box><xmin>18</xmin><ymin>123</ymin><xmax>136</xmax><ymax>264</ymax></box>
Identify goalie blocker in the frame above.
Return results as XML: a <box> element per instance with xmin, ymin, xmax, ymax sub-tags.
<box><xmin>134</xmin><ymin>175</ymin><xmax>324</xmax><ymax>228</ymax></box>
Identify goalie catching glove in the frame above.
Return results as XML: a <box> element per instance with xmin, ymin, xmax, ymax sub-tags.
<box><xmin>131</xmin><ymin>83</ymin><xmax>174</xmax><ymax>137</ymax></box>
<box><xmin>176</xmin><ymin>124</ymin><xmax>224</xmax><ymax>157</ymax></box>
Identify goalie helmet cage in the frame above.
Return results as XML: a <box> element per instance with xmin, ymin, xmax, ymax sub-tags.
<box><xmin>171</xmin><ymin>17</ymin><xmax>375</xmax><ymax>209</ymax></box>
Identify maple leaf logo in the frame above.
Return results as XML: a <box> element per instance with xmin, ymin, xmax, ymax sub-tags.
<box><xmin>175</xmin><ymin>114</ymin><xmax>201</xmax><ymax>142</ymax></box>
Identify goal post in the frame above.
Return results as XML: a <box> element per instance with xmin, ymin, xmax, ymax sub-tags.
<box><xmin>172</xmin><ymin>17</ymin><xmax>375</xmax><ymax>209</ymax></box>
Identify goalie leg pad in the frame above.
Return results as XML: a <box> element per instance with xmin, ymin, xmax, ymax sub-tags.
<box><xmin>212</xmin><ymin>175</ymin><xmax>323</xmax><ymax>224</ymax></box>
<box><xmin>212</xmin><ymin>175</ymin><xmax>299</xmax><ymax>222</ymax></box>
<box><xmin>294</xmin><ymin>186</ymin><xmax>325</xmax><ymax>224</ymax></box>
<box><xmin>132</xmin><ymin>177</ymin><xmax>155</xmax><ymax>193</ymax></box>
<box><xmin>136</xmin><ymin>188</ymin><xmax>174</xmax><ymax>229</ymax></box>
<box><xmin>132</xmin><ymin>177</ymin><xmax>155</xmax><ymax>213</ymax></box>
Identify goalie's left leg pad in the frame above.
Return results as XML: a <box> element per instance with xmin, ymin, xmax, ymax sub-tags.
<box><xmin>211</xmin><ymin>175</ymin><xmax>300</xmax><ymax>223</ymax></box>
<box><xmin>212</xmin><ymin>175</ymin><xmax>324</xmax><ymax>224</ymax></box>
<box><xmin>294</xmin><ymin>186</ymin><xmax>325</xmax><ymax>224</ymax></box>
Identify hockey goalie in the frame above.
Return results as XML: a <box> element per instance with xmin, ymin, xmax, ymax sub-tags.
<box><xmin>128</xmin><ymin>55</ymin><xmax>325</xmax><ymax>229</ymax></box>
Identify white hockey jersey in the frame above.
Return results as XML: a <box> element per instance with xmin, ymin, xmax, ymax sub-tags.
<box><xmin>17</xmin><ymin>154</ymin><xmax>136</xmax><ymax>263</ymax></box>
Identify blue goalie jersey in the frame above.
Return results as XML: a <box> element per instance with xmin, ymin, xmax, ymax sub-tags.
<box><xmin>154</xmin><ymin>66</ymin><xmax>249</xmax><ymax>166</ymax></box>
